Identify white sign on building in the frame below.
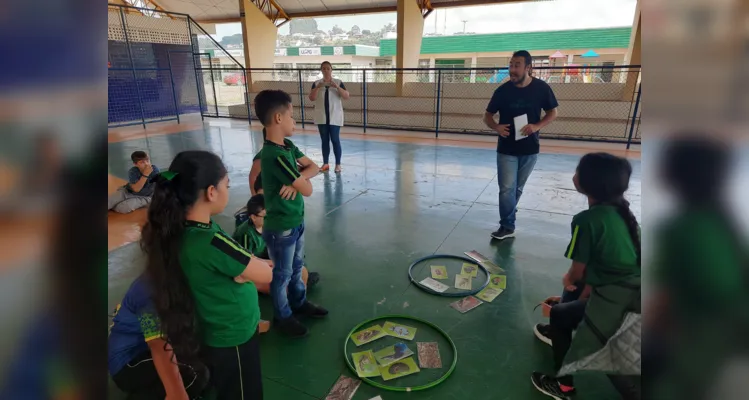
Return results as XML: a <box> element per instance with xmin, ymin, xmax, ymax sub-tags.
<box><xmin>299</xmin><ymin>47</ymin><xmax>321</xmax><ymax>56</ymax></box>
<box><xmin>333</xmin><ymin>46</ymin><xmax>343</xmax><ymax>55</ymax></box>
<box><xmin>275</xmin><ymin>48</ymin><xmax>287</xmax><ymax>56</ymax></box>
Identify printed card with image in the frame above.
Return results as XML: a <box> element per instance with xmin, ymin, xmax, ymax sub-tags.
<box><xmin>379</xmin><ymin>357</ymin><xmax>421</xmax><ymax>381</ymax></box>
<box><xmin>461</xmin><ymin>263</ymin><xmax>479</xmax><ymax>277</ymax></box>
<box><xmin>450</xmin><ymin>296</ymin><xmax>483</xmax><ymax>313</ymax></box>
<box><xmin>350</xmin><ymin>325</ymin><xmax>386</xmax><ymax>347</ymax></box>
<box><xmin>373</xmin><ymin>342</ymin><xmax>414</xmax><ymax>367</ymax></box>
<box><xmin>382</xmin><ymin>321</ymin><xmax>417</xmax><ymax>341</ymax></box>
<box><xmin>454</xmin><ymin>274</ymin><xmax>472</xmax><ymax>290</ymax></box>
<box><xmin>419</xmin><ymin>277</ymin><xmax>449</xmax><ymax>293</ymax></box>
<box><xmin>325</xmin><ymin>375</ymin><xmax>361</xmax><ymax>400</ymax></box>
<box><xmin>417</xmin><ymin>342</ymin><xmax>443</xmax><ymax>369</ymax></box>
<box><xmin>489</xmin><ymin>274</ymin><xmax>507</xmax><ymax>289</ymax></box>
<box><xmin>476</xmin><ymin>287</ymin><xmax>503</xmax><ymax>303</ymax></box>
<box><xmin>430</xmin><ymin>265</ymin><xmax>448</xmax><ymax>280</ymax></box>
<box><xmin>352</xmin><ymin>350</ymin><xmax>380</xmax><ymax>378</ymax></box>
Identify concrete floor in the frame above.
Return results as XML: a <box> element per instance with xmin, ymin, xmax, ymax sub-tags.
<box><xmin>107</xmin><ymin>121</ymin><xmax>641</xmax><ymax>399</ymax></box>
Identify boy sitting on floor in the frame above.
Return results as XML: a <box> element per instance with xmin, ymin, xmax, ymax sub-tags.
<box><xmin>233</xmin><ymin>194</ymin><xmax>320</xmax><ymax>292</ymax></box>
<box><xmin>108</xmin><ymin>151</ymin><xmax>160</xmax><ymax>214</ymax></box>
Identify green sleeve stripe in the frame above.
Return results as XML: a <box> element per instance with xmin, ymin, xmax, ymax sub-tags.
<box><xmin>566</xmin><ymin>225</ymin><xmax>580</xmax><ymax>259</ymax></box>
<box><xmin>277</xmin><ymin>155</ymin><xmax>301</xmax><ymax>180</ymax></box>
<box><xmin>214</xmin><ymin>233</ymin><xmax>252</xmax><ymax>258</ymax></box>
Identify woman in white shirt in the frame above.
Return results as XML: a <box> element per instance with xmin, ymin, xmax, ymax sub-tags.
<box><xmin>308</xmin><ymin>61</ymin><xmax>350</xmax><ymax>173</ymax></box>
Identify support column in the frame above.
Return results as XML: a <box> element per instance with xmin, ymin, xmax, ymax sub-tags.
<box><xmin>239</xmin><ymin>0</ymin><xmax>278</xmax><ymax>88</ymax></box>
<box><xmin>428</xmin><ymin>57</ymin><xmax>435</xmax><ymax>83</ymax></box>
<box><xmin>469</xmin><ymin>55</ymin><xmax>477</xmax><ymax>83</ymax></box>
<box><xmin>621</xmin><ymin>0</ymin><xmax>641</xmax><ymax>98</ymax></box>
<box><xmin>395</xmin><ymin>0</ymin><xmax>425</xmax><ymax>96</ymax></box>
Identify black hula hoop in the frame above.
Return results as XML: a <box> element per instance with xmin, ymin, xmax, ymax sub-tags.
<box><xmin>344</xmin><ymin>314</ymin><xmax>458</xmax><ymax>391</ymax></box>
<box><xmin>408</xmin><ymin>254</ymin><xmax>490</xmax><ymax>297</ymax></box>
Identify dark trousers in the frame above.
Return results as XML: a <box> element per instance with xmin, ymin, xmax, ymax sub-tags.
<box><xmin>111</xmin><ymin>350</ymin><xmax>209</xmax><ymax>399</ymax></box>
<box><xmin>318</xmin><ymin>124</ymin><xmax>342</xmax><ymax>165</ymax></box>
<box><xmin>551</xmin><ymin>287</ymin><xmax>642</xmax><ymax>399</ymax></box>
<box><xmin>550</xmin><ymin>289</ymin><xmax>587</xmax><ymax>387</ymax></box>
<box><xmin>202</xmin><ymin>330</ymin><xmax>263</xmax><ymax>400</ymax></box>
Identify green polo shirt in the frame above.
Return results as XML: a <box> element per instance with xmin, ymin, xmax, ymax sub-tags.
<box><xmin>260</xmin><ymin>139</ymin><xmax>306</xmax><ymax>231</ymax></box>
<box><xmin>564</xmin><ymin>205</ymin><xmax>640</xmax><ymax>287</ymax></box>
<box><xmin>180</xmin><ymin>220</ymin><xmax>260</xmax><ymax>347</ymax></box>
<box><xmin>233</xmin><ymin>220</ymin><xmax>268</xmax><ymax>259</ymax></box>
<box><xmin>253</xmin><ymin>150</ymin><xmax>262</xmax><ymax>161</ymax></box>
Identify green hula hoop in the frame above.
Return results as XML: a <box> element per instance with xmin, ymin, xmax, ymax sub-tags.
<box><xmin>343</xmin><ymin>314</ymin><xmax>458</xmax><ymax>392</ymax></box>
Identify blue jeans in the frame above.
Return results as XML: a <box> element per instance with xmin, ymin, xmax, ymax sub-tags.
<box><xmin>318</xmin><ymin>124</ymin><xmax>342</xmax><ymax>165</ymax></box>
<box><xmin>496</xmin><ymin>153</ymin><xmax>538</xmax><ymax>230</ymax></box>
<box><xmin>263</xmin><ymin>223</ymin><xmax>307</xmax><ymax>320</ymax></box>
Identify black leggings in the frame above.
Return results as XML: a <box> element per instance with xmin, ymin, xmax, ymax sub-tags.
<box><xmin>550</xmin><ymin>289</ymin><xmax>641</xmax><ymax>399</ymax></box>
<box><xmin>111</xmin><ymin>350</ymin><xmax>209</xmax><ymax>399</ymax></box>
<box><xmin>202</xmin><ymin>330</ymin><xmax>263</xmax><ymax>400</ymax></box>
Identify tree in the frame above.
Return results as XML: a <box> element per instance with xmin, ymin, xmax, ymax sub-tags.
<box><xmin>219</xmin><ymin>33</ymin><xmax>243</xmax><ymax>46</ymax></box>
<box><xmin>381</xmin><ymin>22</ymin><xmax>396</xmax><ymax>34</ymax></box>
<box><xmin>362</xmin><ymin>29</ymin><xmax>371</xmax><ymax>35</ymax></box>
<box><xmin>351</xmin><ymin>25</ymin><xmax>361</xmax><ymax>35</ymax></box>
<box><xmin>331</xmin><ymin>25</ymin><xmax>344</xmax><ymax>35</ymax></box>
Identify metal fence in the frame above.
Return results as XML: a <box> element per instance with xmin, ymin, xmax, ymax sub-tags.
<box><xmin>108</xmin><ymin>4</ymin><xmax>641</xmax><ymax>146</ymax></box>
<box><xmin>204</xmin><ymin>65</ymin><xmax>641</xmax><ymax>145</ymax></box>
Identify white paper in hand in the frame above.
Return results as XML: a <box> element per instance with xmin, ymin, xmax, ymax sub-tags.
<box><xmin>514</xmin><ymin>114</ymin><xmax>529</xmax><ymax>141</ymax></box>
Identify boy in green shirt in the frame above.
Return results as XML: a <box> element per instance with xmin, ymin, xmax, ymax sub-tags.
<box><xmin>254</xmin><ymin>89</ymin><xmax>328</xmax><ymax>338</ymax></box>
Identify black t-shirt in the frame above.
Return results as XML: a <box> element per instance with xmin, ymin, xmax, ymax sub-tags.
<box><xmin>485</xmin><ymin>78</ymin><xmax>558</xmax><ymax>156</ymax></box>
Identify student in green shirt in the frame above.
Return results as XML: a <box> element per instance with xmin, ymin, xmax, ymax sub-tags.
<box><xmin>248</xmin><ymin>128</ymin><xmax>266</xmax><ymax>195</ymax></box>
<box><xmin>254</xmin><ymin>89</ymin><xmax>328</xmax><ymax>338</ymax></box>
<box><xmin>233</xmin><ymin>194</ymin><xmax>320</xmax><ymax>293</ymax></box>
<box><xmin>141</xmin><ymin>150</ymin><xmax>272</xmax><ymax>399</ymax></box>
<box><xmin>531</xmin><ymin>153</ymin><xmax>641</xmax><ymax>400</ymax></box>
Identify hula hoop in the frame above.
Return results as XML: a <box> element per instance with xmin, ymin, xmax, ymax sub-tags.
<box><xmin>344</xmin><ymin>314</ymin><xmax>458</xmax><ymax>392</ymax></box>
<box><xmin>408</xmin><ymin>254</ymin><xmax>490</xmax><ymax>297</ymax></box>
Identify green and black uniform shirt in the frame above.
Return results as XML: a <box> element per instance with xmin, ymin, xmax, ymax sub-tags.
<box><xmin>260</xmin><ymin>139</ymin><xmax>306</xmax><ymax>231</ymax></box>
<box><xmin>233</xmin><ymin>221</ymin><xmax>268</xmax><ymax>259</ymax></box>
<box><xmin>564</xmin><ymin>205</ymin><xmax>640</xmax><ymax>287</ymax></box>
<box><xmin>180</xmin><ymin>220</ymin><xmax>260</xmax><ymax>348</ymax></box>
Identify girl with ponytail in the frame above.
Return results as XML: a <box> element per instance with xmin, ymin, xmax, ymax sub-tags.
<box><xmin>142</xmin><ymin>150</ymin><xmax>271</xmax><ymax>399</ymax></box>
<box><xmin>532</xmin><ymin>153</ymin><xmax>641</xmax><ymax>400</ymax></box>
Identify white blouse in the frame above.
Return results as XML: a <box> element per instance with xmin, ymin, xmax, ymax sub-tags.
<box><xmin>311</xmin><ymin>79</ymin><xmax>346</xmax><ymax>126</ymax></box>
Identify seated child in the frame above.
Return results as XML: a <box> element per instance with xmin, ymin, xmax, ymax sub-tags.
<box><xmin>233</xmin><ymin>194</ymin><xmax>320</xmax><ymax>292</ymax></box>
<box><xmin>108</xmin><ymin>151</ymin><xmax>160</xmax><ymax>214</ymax></box>
<box><xmin>531</xmin><ymin>153</ymin><xmax>641</xmax><ymax>400</ymax></box>
<box><xmin>109</xmin><ymin>275</ymin><xmax>209</xmax><ymax>399</ymax></box>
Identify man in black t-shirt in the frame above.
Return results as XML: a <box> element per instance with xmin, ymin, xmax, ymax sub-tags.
<box><xmin>483</xmin><ymin>50</ymin><xmax>559</xmax><ymax>240</ymax></box>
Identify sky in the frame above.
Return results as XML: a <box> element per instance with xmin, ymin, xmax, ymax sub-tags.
<box><xmin>214</xmin><ymin>0</ymin><xmax>637</xmax><ymax>40</ymax></box>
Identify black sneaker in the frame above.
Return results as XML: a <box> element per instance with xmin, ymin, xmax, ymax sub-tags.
<box><xmin>307</xmin><ymin>272</ymin><xmax>321</xmax><ymax>288</ymax></box>
<box><xmin>534</xmin><ymin>323</ymin><xmax>552</xmax><ymax>346</ymax></box>
<box><xmin>274</xmin><ymin>316</ymin><xmax>309</xmax><ymax>338</ymax></box>
<box><xmin>491</xmin><ymin>227</ymin><xmax>516</xmax><ymax>240</ymax></box>
<box><xmin>531</xmin><ymin>372</ymin><xmax>576</xmax><ymax>399</ymax></box>
<box><xmin>293</xmin><ymin>301</ymin><xmax>328</xmax><ymax>319</ymax></box>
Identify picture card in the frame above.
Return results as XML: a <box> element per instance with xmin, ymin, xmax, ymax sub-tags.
<box><xmin>350</xmin><ymin>325</ymin><xmax>386</xmax><ymax>347</ymax></box>
<box><xmin>430</xmin><ymin>265</ymin><xmax>448</xmax><ymax>280</ymax></box>
<box><xmin>352</xmin><ymin>350</ymin><xmax>380</xmax><ymax>378</ymax></box>
<box><xmin>419</xmin><ymin>277</ymin><xmax>449</xmax><ymax>293</ymax></box>
<box><xmin>379</xmin><ymin>357</ymin><xmax>421</xmax><ymax>381</ymax></box>
<box><xmin>325</xmin><ymin>375</ymin><xmax>361</xmax><ymax>400</ymax></box>
<box><xmin>454</xmin><ymin>274</ymin><xmax>472</xmax><ymax>290</ymax></box>
<box><xmin>476</xmin><ymin>287</ymin><xmax>503</xmax><ymax>303</ymax></box>
<box><xmin>382</xmin><ymin>321</ymin><xmax>417</xmax><ymax>341</ymax></box>
<box><xmin>489</xmin><ymin>274</ymin><xmax>507</xmax><ymax>290</ymax></box>
<box><xmin>450</xmin><ymin>296</ymin><xmax>483</xmax><ymax>313</ymax></box>
<box><xmin>417</xmin><ymin>342</ymin><xmax>443</xmax><ymax>369</ymax></box>
<box><xmin>461</xmin><ymin>263</ymin><xmax>479</xmax><ymax>277</ymax></box>
<box><xmin>373</xmin><ymin>342</ymin><xmax>414</xmax><ymax>367</ymax></box>
<box><xmin>464</xmin><ymin>250</ymin><xmax>505</xmax><ymax>273</ymax></box>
